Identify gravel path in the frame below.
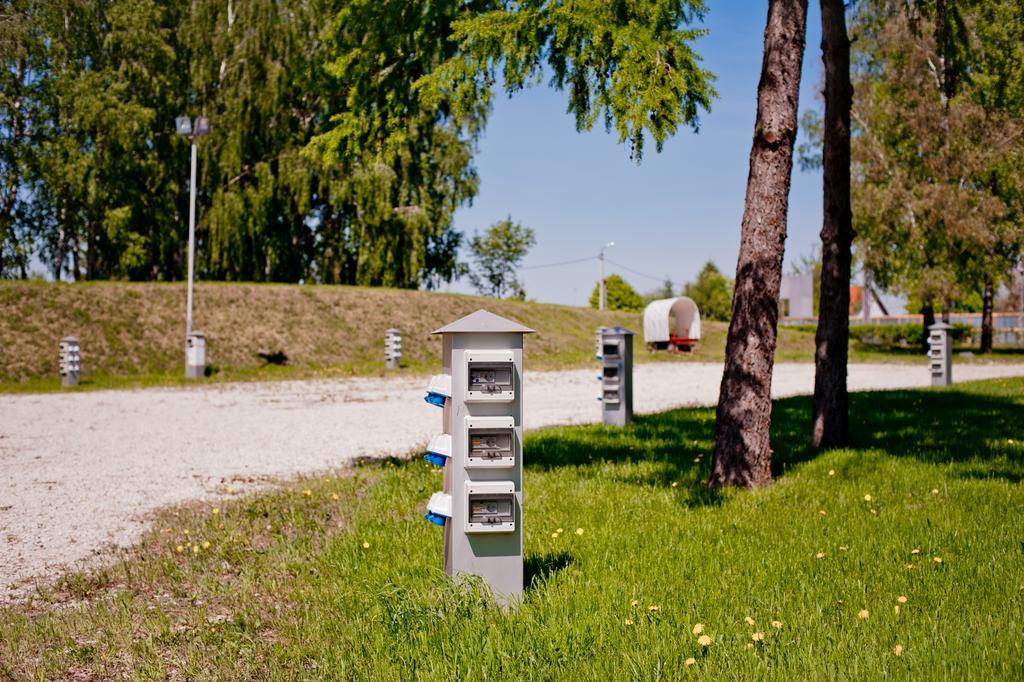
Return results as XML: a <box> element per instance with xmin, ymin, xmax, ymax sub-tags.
<box><xmin>2</xmin><ymin>361</ymin><xmax>1023</xmax><ymax>602</ymax></box>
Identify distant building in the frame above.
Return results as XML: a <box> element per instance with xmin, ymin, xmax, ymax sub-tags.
<box><xmin>779</xmin><ymin>273</ymin><xmax>814</xmax><ymax>318</ymax></box>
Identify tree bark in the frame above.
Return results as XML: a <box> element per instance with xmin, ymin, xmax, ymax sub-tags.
<box><xmin>980</xmin><ymin>278</ymin><xmax>994</xmax><ymax>353</ymax></box>
<box><xmin>812</xmin><ymin>0</ymin><xmax>853</xmax><ymax>450</ymax></box>
<box><xmin>921</xmin><ymin>300</ymin><xmax>935</xmax><ymax>351</ymax></box>
<box><xmin>709</xmin><ymin>0</ymin><xmax>808</xmax><ymax>489</ymax></box>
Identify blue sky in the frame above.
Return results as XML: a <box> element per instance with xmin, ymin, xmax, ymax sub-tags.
<box><xmin>448</xmin><ymin>3</ymin><xmax>826</xmax><ymax>306</ymax></box>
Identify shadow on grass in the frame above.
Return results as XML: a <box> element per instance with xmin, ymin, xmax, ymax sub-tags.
<box><xmin>524</xmin><ymin>551</ymin><xmax>573</xmax><ymax>591</ymax></box>
<box><xmin>527</xmin><ymin>379</ymin><xmax>1024</xmax><ymax>485</ymax></box>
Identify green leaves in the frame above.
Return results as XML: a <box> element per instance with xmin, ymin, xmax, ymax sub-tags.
<box><xmin>417</xmin><ymin>0</ymin><xmax>717</xmax><ymax>160</ymax></box>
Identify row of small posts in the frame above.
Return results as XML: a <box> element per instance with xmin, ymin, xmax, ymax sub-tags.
<box><xmin>54</xmin><ymin>327</ymin><xmax>405</xmax><ymax>388</ymax></box>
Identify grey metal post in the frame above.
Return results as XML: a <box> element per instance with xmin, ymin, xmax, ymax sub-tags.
<box><xmin>598</xmin><ymin>326</ymin><xmax>635</xmax><ymax>426</ymax></box>
<box><xmin>385</xmin><ymin>328</ymin><xmax>402</xmax><ymax>369</ymax></box>
<box><xmin>422</xmin><ymin>310</ymin><xmax>534</xmax><ymax>606</ymax></box>
<box><xmin>928</xmin><ymin>322</ymin><xmax>952</xmax><ymax>387</ymax></box>
<box><xmin>186</xmin><ymin>141</ymin><xmax>197</xmax><ymax>336</ymax></box>
<box><xmin>185</xmin><ymin>331</ymin><xmax>206</xmax><ymax>379</ymax></box>
<box><xmin>59</xmin><ymin>336</ymin><xmax>80</xmax><ymax>388</ymax></box>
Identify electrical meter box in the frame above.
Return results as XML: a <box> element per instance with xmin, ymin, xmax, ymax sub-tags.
<box><xmin>465</xmin><ymin>350</ymin><xmax>515</xmax><ymax>401</ymax></box>
<box><xmin>928</xmin><ymin>322</ymin><xmax>952</xmax><ymax>387</ymax></box>
<box><xmin>598</xmin><ymin>326</ymin><xmax>635</xmax><ymax>426</ymax></box>
<box><xmin>465</xmin><ymin>416</ymin><xmax>516</xmax><ymax>468</ymax></box>
<box><xmin>422</xmin><ymin>309</ymin><xmax>534</xmax><ymax>606</ymax></box>
<box><xmin>185</xmin><ymin>331</ymin><xmax>206</xmax><ymax>379</ymax></box>
<box><xmin>59</xmin><ymin>336</ymin><xmax>81</xmax><ymax>388</ymax></box>
<box><xmin>465</xmin><ymin>480</ymin><xmax>516</xmax><ymax>533</ymax></box>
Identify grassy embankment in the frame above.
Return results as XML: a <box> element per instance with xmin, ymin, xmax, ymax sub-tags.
<box><xmin>2</xmin><ymin>377</ymin><xmax>1022</xmax><ymax>678</ymax></box>
<box><xmin>2</xmin><ymin>281</ymin><xmax>1020</xmax><ymax>393</ymax></box>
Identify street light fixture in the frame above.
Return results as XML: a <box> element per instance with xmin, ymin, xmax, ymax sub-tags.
<box><xmin>176</xmin><ymin>115</ymin><xmax>211</xmax><ymax>377</ymax></box>
<box><xmin>599</xmin><ymin>241</ymin><xmax>615</xmax><ymax>311</ymax></box>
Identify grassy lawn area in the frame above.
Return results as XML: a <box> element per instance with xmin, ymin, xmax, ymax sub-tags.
<box><xmin>4</xmin><ymin>280</ymin><xmax>1022</xmax><ymax>394</ymax></box>
<box><xmin>3</xmin><ymin>377</ymin><xmax>1023</xmax><ymax>678</ymax></box>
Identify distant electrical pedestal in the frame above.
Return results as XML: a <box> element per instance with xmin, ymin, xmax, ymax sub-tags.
<box><xmin>928</xmin><ymin>322</ymin><xmax>952</xmax><ymax>387</ymax></box>
<box><xmin>185</xmin><ymin>331</ymin><xmax>206</xmax><ymax>379</ymax></box>
<box><xmin>59</xmin><ymin>336</ymin><xmax>80</xmax><ymax>388</ymax></box>
<box><xmin>385</xmin><ymin>328</ymin><xmax>402</xmax><ymax>369</ymax></box>
<box><xmin>598</xmin><ymin>326</ymin><xmax>635</xmax><ymax>426</ymax></box>
<box><xmin>422</xmin><ymin>309</ymin><xmax>534</xmax><ymax>606</ymax></box>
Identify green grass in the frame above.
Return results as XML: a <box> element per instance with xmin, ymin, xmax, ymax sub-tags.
<box><xmin>2</xmin><ymin>380</ymin><xmax>1024</xmax><ymax>678</ymax></box>
<box><xmin>5</xmin><ymin>280</ymin><xmax>1021</xmax><ymax>394</ymax></box>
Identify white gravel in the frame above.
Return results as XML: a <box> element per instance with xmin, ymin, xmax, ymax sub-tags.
<box><xmin>2</xmin><ymin>360</ymin><xmax>1022</xmax><ymax>602</ymax></box>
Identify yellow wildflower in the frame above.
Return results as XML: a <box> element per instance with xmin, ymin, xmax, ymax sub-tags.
<box><xmin>819</xmin><ymin>510</ymin><xmax>827</xmax><ymax>516</ymax></box>
<box><xmin>933</xmin><ymin>556</ymin><xmax>943</xmax><ymax>563</ymax></box>
<box><xmin>894</xmin><ymin>605</ymin><xmax>901</xmax><ymax>615</ymax></box>
<box><xmin>192</xmin><ymin>545</ymin><xmax>200</xmax><ymax>554</ymax></box>
<box><xmin>894</xmin><ymin>644</ymin><xmax>904</xmax><ymax>656</ymax></box>
<box><xmin>202</xmin><ymin>541</ymin><xmax>210</xmax><ymax>549</ymax></box>
<box><xmin>897</xmin><ymin>596</ymin><xmax>908</xmax><ymax>604</ymax></box>
<box><xmin>551</xmin><ymin>532</ymin><xmax>559</xmax><ymax>539</ymax></box>
<box><xmin>648</xmin><ymin>605</ymin><xmax>660</xmax><ymax>612</ymax></box>
<box><xmin>931</xmin><ymin>489</ymin><xmax>939</xmax><ymax>495</ymax></box>
<box><xmin>771</xmin><ymin>620</ymin><xmax>783</xmax><ymax>629</ymax></box>
<box><xmin>576</xmin><ymin>528</ymin><xmax>585</xmax><ymax>536</ymax></box>
<box><xmin>744</xmin><ymin>616</ymin><xmax>755</xmax><ymax>625</ymax></box>
<box><xmin>175</xmin><ymin>545</ymin><xmax>184</xmax><ymax>553</ymax></box>
<box><xmin>332</xmin><ymin>493</ymin><xmax>339</xmax><ymax>500</ymax></box>
<box><xmin>211</xmin><ymin>508</ymin><xmax>219</xmax><ymax>515</ymax></box>
<box><xmin>362</xmin><ymin>541</ymin><xmax>370</xmax><ymax>549</ymax></box>
<box><xmin>671</xmin><ymin>482</ymin><xmax>679</xmax><ymax>488</ymax></box>
<box><xmin>697</xmin><ymin>635</ymin><xmax>712</xmax><ymax>647</ymax></box>
<box><xmin>752</xmin><ymin>632</ymin><xmax>765</xmax><ymax>642</ymax></box>
<box><xmin>745</xmin><ymin>642</ymin><xmax>754</xmax><ymax>649</ymax></box>
<box><xmin>828</xmin><ymin>469</ymin><xmax>835</xmax><ymax>476</ymax></box>
<box><xmin>624</xmin><ymin>619</ymin><xmax>634</xmax><ymax>626</ymax></box>
<box><xmin>857</xmin><ymin>609</ymin><xmax>869</xmax><ymax>620</ymax></box>
<box><xmin>815</xmin><ymin>552</ymin><xmax>825</xmax><ymax>559</ymax></box>
<box><xmin>303</xmin><ymin>489</ymin><xmax>312</xmax><ymax>496</ymax></box>
<box><xmin>863</xmin><ymin>494</ymin><xmax>872</xmax><ymax>502</ymax></box>
<box><xmin>692</xmin><ymin>623</ymin><xmax>705</xmax><ymax>635</ymax></box>
<box><xmin>685</xmin><ymin>657</ymin><xmax>696</xmax><ymax>667</ymax></box>
<box><xmin>631</xmin><ymin>599</ymin><xmax>639</xmax><ymax>607</ymax></box>
<box><xmin>911</xmin><ymin>548</ymin><xmax>920</xmax><ymax>555</ymax></box>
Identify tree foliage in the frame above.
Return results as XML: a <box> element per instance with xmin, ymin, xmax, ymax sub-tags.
<box><xmin>589</xmin><ymin>273</ymin><xmax>643</xmax><ymax>312</ymax></box>
<box><xmin>467</xmin><ymin>217</ymin><xmax>535</xmax><ymax>299</ymax></box>
<box><xmin>848</xmin><ymin>0</ymin><xmax>1024</xmax><ymax>313</ymax></box>
<box><xmin>0</xmin><ymin>0</ymin><xmax>478</xmax><ymax>287</ymax></box>
<box><xmin>682</xmin><ymin>260</ymin><xmax>732</xmax><ymax>320</ymax></box>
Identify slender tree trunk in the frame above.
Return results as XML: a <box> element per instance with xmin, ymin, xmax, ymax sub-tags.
<box><xmin>709</xmin><ymin>0</ymin><xmax>808</xmax><ymax>489</ymax></box>
<box><xmin>941</xmin><ymin>299</ymin><xmax>951</xmax><ymax>324</ymax></box>
<box><xmin>922</xmin><ymin>300</ymin><xmax>935</xmax><ymax>350</ymax></box>
<box><xmin>980</xmin><ymin>278</ymin><xmax>994</xmax><ymax>353</ymax></box>
<box><xmin>812</xmin><ymin>0</ymin><xmax>853</xmax><ymax>449</ymax></box>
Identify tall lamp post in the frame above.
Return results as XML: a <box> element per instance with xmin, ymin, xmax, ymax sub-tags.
<box><xmin>598</xmin><ymin>241</ymin><xmax>615</xmax><ymax>311</ymax></box>
<box><xmin>175</xmin><ymin>115</ymin><xmax>210</xmax><ymax>378</ymax></box>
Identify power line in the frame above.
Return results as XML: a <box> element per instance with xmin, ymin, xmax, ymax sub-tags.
<box><xmin>604</xmin><ymin>258</ymin><xmax>667</xmax><ymax>283</ymax></box>
<box><xmin>520</xmin><ymin>255</ymin><xmax>597</xmax><ymax>270</ymax></box>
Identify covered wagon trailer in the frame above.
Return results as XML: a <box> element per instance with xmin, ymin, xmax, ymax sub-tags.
<box><xmin>643</xmin><ymin>297</ymin><xmax>701</xmax><ymax>352</ymax></box>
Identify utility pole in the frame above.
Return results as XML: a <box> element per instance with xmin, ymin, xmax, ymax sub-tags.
<box><xmin>599</xmin><ymin>241</ymin><xmax>614</xmax><ymax>311</ymax></box>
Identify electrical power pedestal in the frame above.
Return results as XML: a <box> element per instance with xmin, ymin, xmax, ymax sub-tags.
<box><xmin>598</xmin><ymin>326</ymin><xmax>635</xmax><ymax>426</ymax></box>
<box><xmin>59</xmin><ymin>336</ymin><xmax>80</xmax><ymax>388</ymax></box>
<box><xmin>928</xmin><ymin>322</ymin><xmax>952</xmax><ymax>387</ymax></box>
<box><xmin>422</xmin><ymin>309</ymin><xmax>534</xmax><ymax>606</ymax></box>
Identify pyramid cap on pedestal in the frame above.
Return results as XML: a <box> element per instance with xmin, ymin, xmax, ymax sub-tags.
<box><xmin>603</xmin><ymin>326</ymin><xmax>636</xmax><ymax>336</ymax></box>
<box><xmin>928</xmin><ymin>322</ymin><xmax>953</xmax><ymax>330</ymax></box>
<box><xmin>432</xmin><ymin>309</ymin><xmax>535</xmax><ymax>335</ymax></box>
